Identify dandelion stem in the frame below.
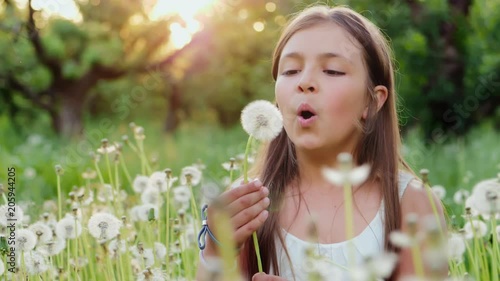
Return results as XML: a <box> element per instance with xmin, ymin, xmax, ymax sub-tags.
<box><xmin>423</xmin><ymin>184</ymin><xmax>444</xmax><ymax>237</ymax></box>
<box><xmin>410</xmin><ymin>242</ymin><xmax>425</xmax><ymax>278</ymax></box>
<box><xmin>491</xmin><ymin>217</ymin><xmax>499</xmax><ymax>281</ymax></box>
<box><xmin>343</xmin><ymin>182</ymin><xmax>355</xmax><ymax>267</ymax></box>
<box><xmin>243</xmin><ymin>136</ymin><xmax>253</xmax><ymax>183</ymax></box>
<box><xmin>56</xmin><ymin>173</ymin><xmax>62</xmax><ymax>221</ymax></box>
<box><xmin>119</xmin><ymin>156</ymin><xmax>133</xmax><ymax>190</ymax></box>
<box><xmin>105</xmin><ymin>153</ymin><xmax>114</xmax><ymax>191</ymax></box>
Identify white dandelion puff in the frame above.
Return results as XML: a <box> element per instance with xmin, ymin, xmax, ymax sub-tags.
<box><xmin>24</xmin><ymin>251</ymin><xmax>49</xmax><ymax>275</ymax></box>
<box><xmin>241</xmin><ymin>100</ymin><xmax>283</xmax><ymax>141</ymax></box>
<box><xmin>97</xmin><ymin>144</ymin><xmax>116</xmax><ymax>154</ymax></box>
<box><xmin>15</xmin><ymin>229</ymin><xmax>37</xmax><ymax>252</ymax></box>
<box><xmin>37</xmin><ymin>238</ymin><xmax>66</xmax><ymax>256</ymax></box>
<box><xmin>0</xmin><ymin>259</ymin><xmax>4</xmax><ymax>276</ymax></box>
<box><xmin>389</xmin><ymin>230</ymin><xmax>414</xmax><ymax>248</ymax></box>
<box><xmin>154</xmin><ymin>242</ymin><xmax>167</xmax><ymax>260</ymax></box>
<box><xmin>431</xmin><ymin>185</ymin><xmax>446</xmax><ymax>200</ymax></box>
<box><xmin>322</xmin><ymin>153</ymin><xmax>371</xmax><ymax>186</ymax></box>
<box><xmin>133</xmin><ymin>175</ymin><xmax>150</xmax><ymax>193</ymax></box>
<box><xmin>56</xmin><ymin>217</ymin><xmax>82</xmax><ymax>239</ymax></box>
<box><xmin>367</xmin><ymin>252</ymin><xmax>398</xmax><ymax>278</ymax></box>
<box><xmin>29</xmin><ymin>222</ymin><xmax>53</xmax><ymax>244</ymax></box>
<box><xmin>453</xmin><ymin>189</ymin><xmax>470</xmax><ymax>205</ymax></box>
<box><xmin>463</xmin><ymin>220</ymin><xmax>488</xmax><ymax>239</ymax></box>
<box><xmin>133</xmin><ymin>204</ymin><xmax>159</xmax><ymax>222</ymax></box>
<box><xmin>136</xmin><ymin>267</ymin><xmax>167</xmax><ymax>281</ymax></box>
<box><xmin>173</xmin><ymin>186</ymin><xmax>191</xmax><ymax>204</ymax></box>
<box><xmin>141</xmin><ymin>187</ymin><xmax>164</xmax><ymax>206</ymax></box>
<box><xmin>109</xmin><ymin>239</ymin><xmax>127</xmax><ymax>258</ymax></box>
<box><xmin>130</xmin><ymin>246</ymin><xmax>155</xmax><ymax>267</ymax></box>
<box><xmin>0</xmin><ymin>204</ymin><xmax>24</xmax><ymax>227</ymax></box>
<box><xmin>148</xmin><ymin>172</ymin><xmax>169</xmax><ymax>193</ymax></box>
<box><xmin>469</xmin><ymin>178</ymin><xmax>500</xmax><ymax>215</ymax></box>
<box><xmin>88</xmin><ymin>213</ymin><xmax>122</xmax><ymax>241</ymax></box>
<box><xmin>447</xmin><ymin>233</ymin><xmax>466</xmax><ymax>262</ymax></box>
<box><xmin>180</xmin><ymin>166</ymin><xmax>202</xmax><ymax>186</ymax></box>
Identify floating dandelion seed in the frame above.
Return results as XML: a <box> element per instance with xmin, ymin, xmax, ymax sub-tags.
<box><xmin>463</xmin><ymin>220</ymin><xmax>488</xmax><ymax>239</ymax></box>
<box><xmin>133</xmin><ymin>175</ymin><xmax>150</xmax><ymax>193</ymax></box>
<box><xmin>15</xmin><ymin>229</ymin><xmax>37</xmax><ymax>251</ymax></box>
<box><xmin>88</xmin><ymin>212</ymin><xmax>122</xmax><ymax>241</ymax></box>
<box><xmin>322</xmin><ymin>153</ymin><xmax>371</xmax><ymax>186</ymax></box>
<box><xmin>28</xmin><ymin>222</ymin><xmax>53</xmax><ymax>244</ymax></box>
<box><xmin>56</xmin><ymin>217</ymin><xmax>82</xmax><ymax>239</ymax></box>
<box><xmin>180</xmin><ymin>166</ymin><xmax>202</xmax><ymax>186</ymax></box>
<box><xmin>241</xmin><ymin>100</ymin><xmax>283</xmax><ymax>141</ymax></box>
<box><xmin>24</xmin><ymin>250</ymin><xmax>49</xmax><ymax>275</ymax></box>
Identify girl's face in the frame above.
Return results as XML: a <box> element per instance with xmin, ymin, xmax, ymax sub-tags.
<box><xmin>275</xmin><ymin>22</ymin><xmax>368</xmax><ymax>154</ymax></box>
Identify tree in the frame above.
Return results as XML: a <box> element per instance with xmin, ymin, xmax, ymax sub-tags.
<box><xmin>0</xmin><ymin>0</ymin><xmax>208</xmax><ymax>138</ymax></box>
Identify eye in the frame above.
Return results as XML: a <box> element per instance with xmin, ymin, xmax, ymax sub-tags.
<box><xmin>324</xmin><ymin>70</ymin><xmax>345</xmax><ymax>76</ymax></box>
<box><xmin>282</xmin><ymin>70</ymin><xmax>300</xmax><ymax>76</ymax></box>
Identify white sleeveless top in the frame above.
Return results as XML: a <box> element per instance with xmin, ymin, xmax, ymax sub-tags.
<box><xmin>274</xmin><ymin>171</ymin><xmax>414</xmax><ymax>281</ymax></box>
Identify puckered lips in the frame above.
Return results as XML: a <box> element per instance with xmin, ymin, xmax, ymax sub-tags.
<box><xmin>297</xmin><ymin>103</ymin><xmax>317</xmax><ymax>127</ymax></box>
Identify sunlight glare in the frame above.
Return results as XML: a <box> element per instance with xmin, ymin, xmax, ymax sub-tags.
<box><xmin>150</xmin><ymin>0</ymin><xmax>216</xmax><ymax>49</ymax></box>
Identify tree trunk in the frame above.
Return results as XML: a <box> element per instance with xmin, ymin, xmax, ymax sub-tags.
<box><xmin>54</xmin><ymin>93</ymin><xmax>85</xmax><ymax>138</ymax></box>
<box><xmin>164</xmin><ymin>82</ymin><xmax>181</xmax><ymax>133</ymax></box>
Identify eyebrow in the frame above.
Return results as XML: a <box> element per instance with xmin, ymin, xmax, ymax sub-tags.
<box><xmin>281</xmin><ymin>52</ymin><xmax>349</xmax><ymax>62</ymax></box>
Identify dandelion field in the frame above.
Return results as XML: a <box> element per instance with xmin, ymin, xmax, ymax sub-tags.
<box><xmin>0</xmin><ymin>118</ymin><xmax>499</xmax><ymax>281</ymax></box>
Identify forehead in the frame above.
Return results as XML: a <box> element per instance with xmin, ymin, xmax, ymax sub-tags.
<box><xmin>280</xmin><ymin>22</ymin><xmax>363</xmax><ymax>64</ymax></box>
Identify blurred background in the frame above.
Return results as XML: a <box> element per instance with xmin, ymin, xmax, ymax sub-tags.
<box><xmin>0</xmin><ymin>0</ymin><xmax>499</xmax><ymax>205</ymax></box>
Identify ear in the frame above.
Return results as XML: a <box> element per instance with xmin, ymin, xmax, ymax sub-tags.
<box><xmin>362</xmin><ymin>85</ymin><xmax>388</xmax><ymax>119</ymax></box>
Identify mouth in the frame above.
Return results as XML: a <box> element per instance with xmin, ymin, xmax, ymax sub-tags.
<box><xmin>297</xmin><ymin>103</ymin><xmax>317</xmax><ymax>120</ymax></box>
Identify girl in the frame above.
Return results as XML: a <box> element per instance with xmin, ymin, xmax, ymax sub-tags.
<box><xmin>197</xmin><ymin>5</ymin><xmax>446</xmax><ymax>281</ymax></box>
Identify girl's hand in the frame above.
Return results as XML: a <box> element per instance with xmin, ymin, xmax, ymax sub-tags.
<box><xmin>206</xmin><ymin>180</ymin><xmax>270</xmax><ymax>252</ymax></box>
<box><xmin>252</xmin><ymin>273</ymin><xmax>288</xmax><ymax>281</ymax></box>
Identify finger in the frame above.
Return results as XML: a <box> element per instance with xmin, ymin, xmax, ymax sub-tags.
<box><xmin>226</xmin><ymin>186</ymin><xmax>269</xmax><ymax>216</ymax></box>
<box><xmin>232</xmin><ymin>196</ymin><xmax>270</xmax><ymax>229</ymax></box>
<box><xmin>252</xmin><ymin>273</ymin><xmax>287</xmax><ymax>281</ymax></box>
<box><xmin>219</xmin><ymin>179</ymin><xmax>263</xmax><ymax>205</ymax></box>
<box><xmin>234</xmin><ymin>210</ymin><xmax>269</xmax><ymax>245</ymax></box>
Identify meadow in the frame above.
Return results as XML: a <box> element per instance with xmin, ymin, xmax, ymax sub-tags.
<box><xmin>0</xmin><ymin>115</ymin><xmax>499</xmax><ymax>280</ymax></box>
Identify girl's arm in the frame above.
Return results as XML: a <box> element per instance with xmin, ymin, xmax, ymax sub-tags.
<box><xmin>395</xmin><ymin>179</ymin><xmax>447</xmax><ymax>280</ymax></box>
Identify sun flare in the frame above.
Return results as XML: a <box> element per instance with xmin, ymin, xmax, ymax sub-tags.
<box><xmin>150</xmin><ymin>0</ymin><xmax>216</xmax><ymax>49</ymax></box>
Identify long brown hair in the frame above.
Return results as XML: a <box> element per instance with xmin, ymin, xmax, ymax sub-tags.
<box><xmin>240</xmin><ymin>5</ymin><xmax>409</xmax><ymax>280</ymax></box>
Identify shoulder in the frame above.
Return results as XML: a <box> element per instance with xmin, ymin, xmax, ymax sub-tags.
<box><xmin>400</xmin><ymin>179</ymin><xmax>446</xmax><ymax>229</ymax></box>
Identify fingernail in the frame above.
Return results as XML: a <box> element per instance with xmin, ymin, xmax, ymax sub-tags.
<box><xmin>262</xmin><ymin>187</ymin><xmax>269</xmax><ymax>195</ymax></box>
<box><xmin>254</xmin><ymin>180</ymin><xmax>262</xmax><ymax>187</ymax></box>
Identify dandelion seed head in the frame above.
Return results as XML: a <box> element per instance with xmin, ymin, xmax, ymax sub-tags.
<box><xmin>15</xmin><ymin>229</ymin><xmax>37</xmax><ymax>251</ymax></box>
<box><xmin>431</xmin><ymin>185</ymin><xmax>446</xmax><ymax>200</ymax></box>
<box><xmin>148</xmin><ymin>171</ymin><xmax>170</xmax><ymax>193</ymax></box>
<box><xmin>24</xmin><ymin>250</ymin><xmax>48</xmax><ymax>275</ymax></box>
<box><xmin>134</xmin><ymin>204</ymin><xmax>159</xmax><ymax>222</ymax></box>
<box><xmin>173</xmin><ymin>186</ymin><xmax>191</xmax><ymax>204</ymax></box>
<box><xmin>453</xmin><ymin>189</ymin><xmax>470</xmax><ymax>205</ymax></box>
<box><xmin>0</xmin><ymin>204</ymin><xmax>24</xmax><ymax>227</ymax></box>
<box><xmin>389</xmin><ymin>231</ymin><xmax>413</xmax><ymax>248</ymax></box>
<box><xmin>463</xmin><ymin>220</ymin><xmax>488</xmax><ymax>239</ymax></box>
<box><xmin>136</xmin><ymin>267</ymin><xmax>167</xmax><ymax>281</ymax></box>
<box><xmin>366</xmin><ymin>252</ymin><xmax>398</xmax><ymax>278</ymax></box>
<box><xmin>88</xmin><ymin>212</ymin><xmax>122</xmax><ymax>241</ymax></box>
<box><xmin>469</xmin><ymin>178</ymin><xmax>500</xmax><ymax>215</ymax></box>
<box><xmin>447</xmin><ymin>233</ymin><xmax>466</xmax><ymax>262</ymax></box>
<box><xmin>180</xmin><ymin>166</ymin><xmax>202</xmax><ymax>186</ymax></box>
<box><xmin>154</xmin><ymin>242</ymin><xmax>167</xmax><ymax>260</ymax></box>
<box><xmin>241</xmin><ymin>100</ymin><xmax>283</xmax><ymax>141</ymax></box>
<box><xmin>56</xmin><ymin>217</ymin><xmax>82</xmax><ymax>239</ymax></box>
<box><xmin>0</xmin><ymin>259</ymin><xmax>4</xmax><ymax>276</ymax></box>
<box><xmin>133</xmin><ymin>175</ymin><xmax>150</xmax><ymax>193</ymax></box>
<box><xmin>29</xmin><ymin>222</ymin><xmax>53</xmax><ymax>244</ymax></box>
<box><xmin>37</xmin><ymin>238</ymin><xmax>66</xmax><ymax>256</ymax></box>
<box><xmin>141</xmin><ymin>187</ymin><xmax>164</xmax><ymax>206</ymax></box>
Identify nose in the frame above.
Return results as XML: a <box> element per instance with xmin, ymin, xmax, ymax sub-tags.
<box><xmin>297</xmin><ymin>71</ymin><xmax>317</xmax><ymax>94</ymax></box>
